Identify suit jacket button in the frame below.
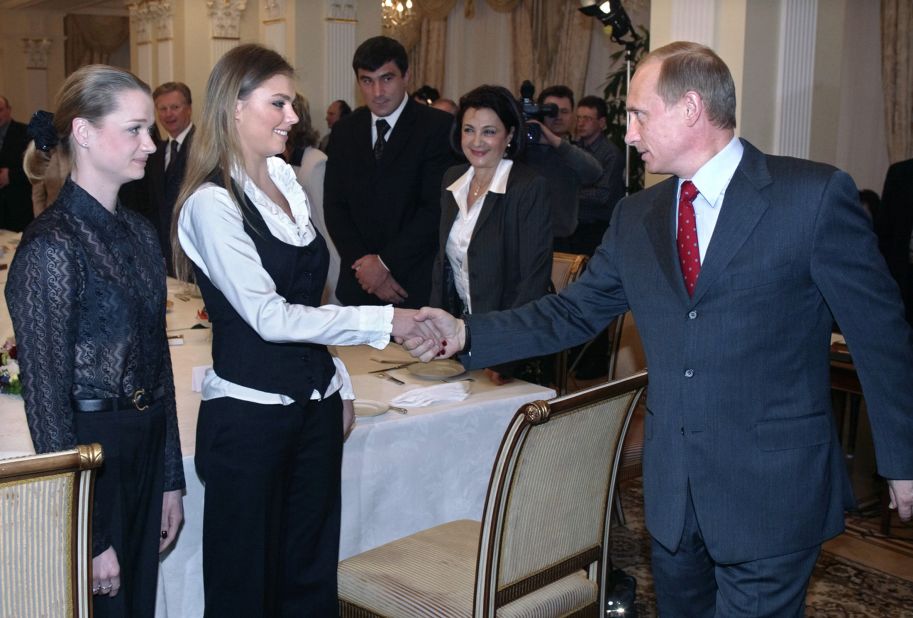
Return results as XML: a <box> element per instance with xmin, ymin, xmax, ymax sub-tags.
<box><xmin>684</xmin><ymin>368</ymin><xmax>694</xmax><ymax>378</ymax></box>
<box><xmin>688</xmin><ymin>310</ymin><xmax>698</xmax><ymax>319</ymax></box>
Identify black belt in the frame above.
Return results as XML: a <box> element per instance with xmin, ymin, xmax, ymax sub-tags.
<box><xmin>73</xmin><ymin>386</ymin><xmax>165</xmax><ymax>413</ymax></box>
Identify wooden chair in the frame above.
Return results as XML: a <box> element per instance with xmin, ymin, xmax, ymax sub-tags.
<box><xmin>550</xmin><ymin>252</ymin><xmax>589</xmax><ymax>394</ymax></box>
<box><xmin>338</xmin><ymin>372</ymin><xmax>648</xmax><ymax>617</ymax></box>
<box><xmin>606</xmin><ymin>311</ymin><xmax>647</xmax><ymax>525</ymax></box>
<box><xmin>0</xmin><ymin>444</ymin><xmax>104</xmax><ymax>618</ymax></box>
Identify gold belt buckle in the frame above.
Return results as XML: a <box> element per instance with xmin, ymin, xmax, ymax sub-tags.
<box><xmin>132</xmin><ymin>388</ymin><xmax>149</xmax><ymax>411</ymax></box>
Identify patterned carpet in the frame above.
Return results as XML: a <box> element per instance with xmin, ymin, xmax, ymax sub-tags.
<box><xmin>610</xmin><ymin>481</ymin><xmax>913</xmax><ymax>617</ymax></box>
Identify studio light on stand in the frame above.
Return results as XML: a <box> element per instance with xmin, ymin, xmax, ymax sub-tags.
<box><xmin>579</xmin><ymin>0</ymin><xmax>640</xmax><ymax>194</ymax></box>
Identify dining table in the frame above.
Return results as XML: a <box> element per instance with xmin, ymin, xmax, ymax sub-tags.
<box><xmin>0</xmin><ymin>229</ymin><xmax>556</xmax><ymax>617</ymax></box>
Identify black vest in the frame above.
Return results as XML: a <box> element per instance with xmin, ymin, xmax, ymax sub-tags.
<box><xmin>194</xmin><ymin>177</ymin><xmax>336</xmax><ymax>402</ymax></box>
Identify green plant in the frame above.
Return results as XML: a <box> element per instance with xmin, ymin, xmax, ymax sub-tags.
<box><xmin>602</xmin><ymin>26</ymin><xmax>649</xmax><ymax>194</ymax></box>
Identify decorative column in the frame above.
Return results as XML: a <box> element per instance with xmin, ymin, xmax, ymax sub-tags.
<box><xmin>262</xmin><ymin>0</ymin><xmax>287</xmax><ymax>57</ymax></box>
<box><xmin>669</xmin><ymin>0</ymin><xmax>716</xmax><ymax>48</ymax></box>
<box><xmin>208</xmin><ymin>0</ymin><xmax>247</xmax><ymax>62</ymax></box>
<box><xmin>326</xmin><ymin>1</ymin><xmax>357</xmax><ymax>109</ymax></box>
<box><xmin>772</xmin><ymin>0</ymin><xmax>817</xmax><ymax>158</ymax></box>
<box><xmin>21</xmin><ymin>38</ymin><xmax>52</xmax><ymax>114</ymax></box>
<box><xmin>152</xmin><ymin>1</ymin><xmax>175</xmax><ymax>85</ymax></box>
<box><xmin>129</xmin><ymin>1</ymin><xmax>157</xmax><ymax>85</ymax></box>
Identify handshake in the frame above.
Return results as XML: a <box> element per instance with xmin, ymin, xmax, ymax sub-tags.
<box><xmin>391</xmin><ymin>308</ymin><xmax>466</xmax><ymax>362</ymax></box>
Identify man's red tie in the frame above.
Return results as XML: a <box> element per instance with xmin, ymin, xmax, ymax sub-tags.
<box><xmin>677</xmin><ymin>180</ymin><xmax>700</xmax><ymax>296</ymax></box>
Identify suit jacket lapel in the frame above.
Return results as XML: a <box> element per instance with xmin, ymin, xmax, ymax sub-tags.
<box><xmin>472</xmin><ymin>191</ymin><xmax>501</xmax><ymax>241</ymax></box>
<box><xmin>691</xmin><ymin>140</ymin><xmax>772</xmax><ymax>304</ymax></box>
<box><xmin>441</xmin><ymin>190</ymin><xmax>459</xmax><ymax>247</ymax></box>
<box><xmin>347</xmin><ymin>110</ymin><xmax>375</xmax><ymax>171</ymax></box>
<box><xmin>643</xmin><ymin>177</ymin><xmax>689</xmax><ymax>303</ymax></box>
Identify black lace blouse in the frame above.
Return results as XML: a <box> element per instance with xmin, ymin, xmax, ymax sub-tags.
<box><xmin>5</xmin><ymin>179</ymin><xmax>184</xmax><ymax>493</ymax></box>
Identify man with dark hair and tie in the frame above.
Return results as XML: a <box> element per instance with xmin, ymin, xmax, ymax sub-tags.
<box><xmin>124</xmin><ymin>82</ymin><xmax>194</xmax><ymax>275</ymax></box>
<box><xmin>408</xmin><ymin>41</ymin><xmax>913</xmax><ymax>616</ymax></box>
<box><xmin>324</xmin><ymin>35</ymin><xmax>453</xmax><ymax>308</ymax></box>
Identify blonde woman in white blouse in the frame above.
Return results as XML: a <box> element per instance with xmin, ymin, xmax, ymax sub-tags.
<box><xmin>171</xmin><ymin>44</ymin><xmax>434</xmax><ymax>616</ymax></box>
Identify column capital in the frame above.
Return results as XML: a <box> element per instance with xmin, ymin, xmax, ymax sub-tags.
<box><xmin>263</xmin><ymin>0</ymin><xmax>285</xmax><ymax>22</ymax></box>
<box><xmin>208</xmin><ymin>0</ymin><xmax>248</xmax><ymax>39</ymax></box>
<box><xmin>128</xmin><ymin>1</ymin><xmax>157</xmax><ymax>44</ymax></box>
<box><xmin>327</xmin><ymin>1</ymin><xmax>357</xmax><ymax>22</ymax></box>
<box><xmin>21</xmin><ymin>38</ymin><xmax>53</xmax><ymax>70</ymax></box>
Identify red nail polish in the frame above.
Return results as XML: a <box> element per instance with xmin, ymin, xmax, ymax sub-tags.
<box><xmin>442</xmin><ymin>339</ymin><xmax>447</xmax><ymax>346</ymax></box>
<box><xmin>437</xmin><ymin>348</ymin><xmax>444</xmax><ymax>356</ymax></box>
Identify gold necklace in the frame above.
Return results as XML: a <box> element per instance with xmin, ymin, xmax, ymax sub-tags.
<box><xmin>469</xmin><ymin>175</ymin><xmax>492</xmax><ymax>203</ymax></box>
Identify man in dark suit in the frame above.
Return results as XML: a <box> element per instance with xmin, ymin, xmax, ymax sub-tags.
<box><xmin>880</xmin><ymin>158</ymin><xmax>913</xmax><ymax>326</ymax></box>
<box><xmin>324</xmin><ymin>36</ymin><xmax>453</xmax><ymax>308</ymax></box>
<box><xmin>0</xmin><ymin>95</ymin><xmax>33</xmax><ymax>231</ymax></box>
<box><xmin>571</xmin><ymin>95</ymin><xmax>626</xmax><ymax>256</ymax></box>
<box><xmin>407</xmin><ymin>42</ymin><xmax>913</xmax><ymax>615</ymax></box>
<box><xmin>125</xmin><ymin>82</ymin><xmax>194</xmax><ymax>275</ymax></box>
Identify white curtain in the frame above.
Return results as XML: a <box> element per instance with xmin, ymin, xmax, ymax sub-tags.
<box><xmin>442</xmin><ymin>0</ymin><xmax>515</xmax><ymax>100</ymax></box>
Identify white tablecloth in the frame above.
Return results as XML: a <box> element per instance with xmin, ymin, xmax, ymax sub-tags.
<box><xmin>0</xmin><ymin>231</ymin><xmax>555</xmax><ymax>617</ymax></box>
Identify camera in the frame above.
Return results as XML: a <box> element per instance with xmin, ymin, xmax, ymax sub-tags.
<box><xmin>517</xmin><ymin>80</ymin><xmax>558</xmax><ymax>144</ymax></box>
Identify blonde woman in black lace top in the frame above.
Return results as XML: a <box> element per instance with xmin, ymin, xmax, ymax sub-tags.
<box><xmin>5</xmin><ymin>65</ymin><xmax>184</xmax><ymax>618</ymax></box>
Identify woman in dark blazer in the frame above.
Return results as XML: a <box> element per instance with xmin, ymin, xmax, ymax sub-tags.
<box><xmin>430</xmin><ymin>85</ymin><xmax>552</xmax><ymax>384</ymax></box>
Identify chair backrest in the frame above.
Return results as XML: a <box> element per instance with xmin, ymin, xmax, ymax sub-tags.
<box><xmin>610</xmin><ymin>310</ymin><xmax>647</xmax><ymax>380</ymax></box>
<box><xmin>550</xmin><ymin>252</ymin><xmax>588</xmax><ymax>294</ymax></box>
<box><xmin>473</xmin><ymin>372</ymin><xmax>647</xmax><ymax>615</ymax></box>
<box><xmin>551</xmin><ymin>252</ymin><xmax>590</xmax><ymax>394</ymax></box>
<box><xmin>0</xmin><ymin>444</ymin><xmax>104</xmax><ymax>618</ymax></box>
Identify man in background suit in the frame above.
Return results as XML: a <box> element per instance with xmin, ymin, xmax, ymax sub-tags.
<box><xmin>571</xmin><ymin>95</ymin><xmax>626</xmax><ymax>256</ymax></box>
<box><xmin>408</xmin><ymin>41</ymin><xmax>913</xmax><ymax>615</ymax></box>
<box><xmin>324</xmin><ymin>36</ymin><xmax>453</xmax><ymax>308</ymax></box>
<box><xmin>318</xmin><ymin>99</ymin><xmax>351</xmax><ymax>153</ymax></box>
<box><xmin>125</xmin><ymin>82</ymin><xmax>194</xmax><ymax>275</ymax></box>
<box><xmin>522</xmin><ymin>85</ymin><xmax>602</xmax><ymax>248</ymax></box>
<box><xmin>880</xmin><ymin>157</ymin><xmax>913</xmax><ymax>326</ymax></box>
<box><xmin>0</xmin><ymin>95</ymin><xmax>33</xmax><ymax>231</ymax></box>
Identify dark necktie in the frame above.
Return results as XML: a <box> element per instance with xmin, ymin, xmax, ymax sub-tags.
<box><xmin>374</xmin><ymin>119</ymin><xmax>390</xmax><ymax>160</ymax></box>
<box><xmin>677</xmin><ymin>180</ymin><xmax>700</xmax><ymax>296</ymax></box>
<box><xmin>166</xmin><ymin>139</ymin><xmax>179</xmax><ymax>172</ymax></box>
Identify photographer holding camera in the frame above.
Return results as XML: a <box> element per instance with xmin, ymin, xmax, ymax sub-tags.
<box><xmin>519</xmin><ymin>84</ymin><xmax>601</xmax><ymax>249</ymax></box>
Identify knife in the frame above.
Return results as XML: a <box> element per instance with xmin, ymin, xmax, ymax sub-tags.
<box><xmin>368</xmin><ymin>362</ymin><xmax>416</xmax><ymax>373</ymax></box>
<box><xmin>375</xmin><ymin>372</ymin><xmax>405</xmax><ymax>385</ymax></box>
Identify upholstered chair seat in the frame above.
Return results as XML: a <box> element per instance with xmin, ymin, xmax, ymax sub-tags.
<box><xmin>339</xmin><ymin>373</ymin><xmax>647</xmax><ymax>618</ymax></box>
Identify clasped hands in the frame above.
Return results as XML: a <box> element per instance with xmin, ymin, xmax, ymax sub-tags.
<box><xmin>353</xmin><ymin>254</ymin><xmax>407</xmax><ymax>304</ymax></box>
<box><xmin>391</xmin><ymin>307</ymin><xmax>465</xmax><ymax>362</ymax></box>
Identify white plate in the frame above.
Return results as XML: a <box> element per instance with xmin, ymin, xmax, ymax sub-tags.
<box><xmin>354</xmin><ymin>399</ymin><xmax>389</xmax><ymax>417</ymax></box>
<box><xmin>406</xmin><ymin>360</ymin><xmax>465</xmax><ymax>380</ymax></box>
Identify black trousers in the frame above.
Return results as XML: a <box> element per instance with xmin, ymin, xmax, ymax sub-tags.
<box><xmin>74</xmin><ymin>404</ymin><xmax>166</xmax><ymax>618</ymax></box>
<box><xmin>651</xmin><ymin>486</ymin><xmax>819</xmax><ymax>617</ymax></box>
<box><xmin>195</xmin><ymin>393</ymin><xmax>343</xmax><ymax>618</ymax></box>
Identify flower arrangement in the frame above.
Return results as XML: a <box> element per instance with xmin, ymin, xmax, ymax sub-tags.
<box><xmin>0</xmin><ymin>338</ymin><xmax>21</xmax><ymax>395</ymax></box>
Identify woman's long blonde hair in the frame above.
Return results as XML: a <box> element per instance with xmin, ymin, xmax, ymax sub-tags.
<box><xmin>171</xmin><ymin>44</ymin><xmax>294</xmax><ymax>281</ymax></box>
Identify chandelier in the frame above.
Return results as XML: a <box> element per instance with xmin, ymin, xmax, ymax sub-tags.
<box><xmin>381</xmin><ymin>0</ymin><xmax>415</xmax><ymax>29</ymax></box>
